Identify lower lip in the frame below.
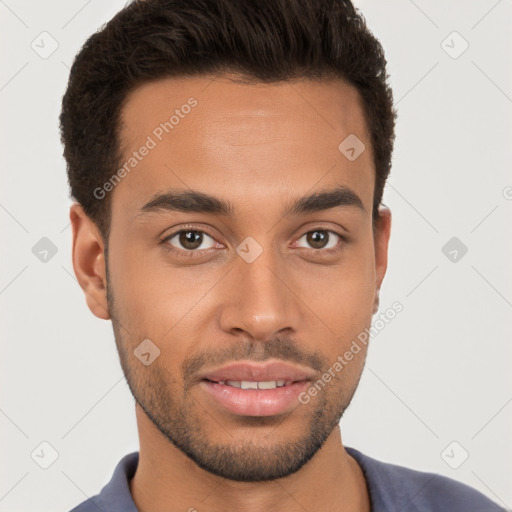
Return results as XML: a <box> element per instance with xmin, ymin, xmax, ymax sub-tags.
<box><xmin>200</xmin><ymin>380</ymin><xmax>310</xmax><ymax>417</ymax></box>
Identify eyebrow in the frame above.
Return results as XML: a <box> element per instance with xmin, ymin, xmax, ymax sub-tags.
<box><xmin>137</xmin><ymin>185</ymin><xmax>365</xmax><ymax>219</ymax></box>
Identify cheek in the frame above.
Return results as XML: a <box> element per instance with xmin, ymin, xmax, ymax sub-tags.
<box><xmin>108</xmin><ymin>240</ymin><xmax>218</xmax><ymax>343</ymax></box>
<box><xmin>295</xmin><ymin>239</ymin><xmax>376</xmax><ymax>331</ymax></box>
<box><xmin>295</xmin><ymin>244</ymin><xmax>376</xmax><ymax>373</ymax></box>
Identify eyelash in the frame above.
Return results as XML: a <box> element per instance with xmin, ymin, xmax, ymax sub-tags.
<box><xmin>160</xmin><ymin>225</ymin><xmax>346</xmax><ymax>258</ymax></box>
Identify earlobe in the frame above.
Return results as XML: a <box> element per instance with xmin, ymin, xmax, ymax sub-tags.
<box><xmin>70</xmin><ymin>203</ymin><xmax>110</xmax><ymax>320</ymax></box>
<box><xmin>373</xmin><ymin>205</ymin><xmax>392</xmax><ymax>312</ymax></box>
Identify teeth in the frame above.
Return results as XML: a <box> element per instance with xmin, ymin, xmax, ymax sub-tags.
<box><xmin>241</xmin><ymin>381</ymin><xmax>259</xmax><ymax>389</ymax></box>
<box><xmin>255</xmin><ymin>381</ymin><xmax>277</xmax><ymax>389</ymax></box>
<box><xmin>218</xmin><ymin>380</ymin><xmax>291</xmax><ymax>389</ymax></box>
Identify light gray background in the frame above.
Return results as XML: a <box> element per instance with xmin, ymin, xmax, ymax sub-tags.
<box><xmin>1</xmin><ymin>1</ymin><xmax>511</xmax><ymax>511</ymax></box>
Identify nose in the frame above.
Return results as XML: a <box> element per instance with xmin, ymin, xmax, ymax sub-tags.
<box><xmin>218</xmin><ymin>245</ymin><xmax>303</xmax><ymax>341</ymax></box>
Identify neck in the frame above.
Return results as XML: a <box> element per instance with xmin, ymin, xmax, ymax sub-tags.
<box><xmin>130</xmin><ymin>405</ymin><xmax>370</xmax><ymax>512</ymax></box>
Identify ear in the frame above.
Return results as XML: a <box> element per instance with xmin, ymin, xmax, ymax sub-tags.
<box><xmin>70</xmin><ymin>203</ymin><xmax>110</xmax><ymax>320</ymax></box>
<box><xmin>372</xmin><ymin>205</ymin><xmax>392</xmax><ymax>314</ymax></box>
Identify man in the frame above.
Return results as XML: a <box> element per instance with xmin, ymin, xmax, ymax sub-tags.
<box><xmin>60</xmin><ymin>0</ymin><xmax>505</xmax><ymax>510</ymax></box>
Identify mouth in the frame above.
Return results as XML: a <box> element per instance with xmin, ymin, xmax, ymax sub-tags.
<box><xmin>198</xmin><ymin>359</ymin><xmax>316</xmax><ymax>384</ymax></box>
<box><xmin>197</xmin><ymin>360</ymin><xmax>316</xmax><ymax>416</ymax></box>
<box><xmin>200</xmin><ymin>378</ymin><xmax>311</xmax><ymax>417</ymax></box>
<box><xmin>202</xmin><ymin>378</ymin><xmax>298</xmax><ymax>389</ymax></box>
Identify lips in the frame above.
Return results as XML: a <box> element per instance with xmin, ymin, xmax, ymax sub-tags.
<box><xmin>198</xmin><ymin>360</ymin><xmax>317</xmax><ymax>384</ymax></box>
<box><xmin>197</xmin><ymin>361</ymin><xmax>317</xmax><ymax>416</ymax></box>
<box><xmin>200</xmin><ymin>380</ymin><xmax>311</xmax><ymax>416</ymax></box>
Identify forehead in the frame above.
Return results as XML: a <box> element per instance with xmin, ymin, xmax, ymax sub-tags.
<box><xmin>113</xmin><ymin>74</ymin><xmax>374</xmax><ymax>221</ymax></box>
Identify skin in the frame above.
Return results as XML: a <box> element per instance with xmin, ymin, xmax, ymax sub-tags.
<box><xmin>70</xmin><ymin>74</ymin><xmax>391</xmax><ymax>512</ymax></box>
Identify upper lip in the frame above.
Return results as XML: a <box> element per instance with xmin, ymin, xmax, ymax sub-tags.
<box><xmin>199</xmin><ymin>360</ymin><xmax>317</xmax><ymax>383</ymax></box>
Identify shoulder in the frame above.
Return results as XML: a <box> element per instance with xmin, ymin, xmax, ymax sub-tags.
<box><xmin>67</xmin><ymin>452</ymin><xmax>139</xmax><ymax>512</ymax></box>
<box><xmin>68</xmin><ymin>499</ymin><xmax>101</xmax><ymax>512</ymax></box>
<box><xmin>346</xmin><ymin>446</ymin><xmax>506</xmax><ymax>512</ymax></box>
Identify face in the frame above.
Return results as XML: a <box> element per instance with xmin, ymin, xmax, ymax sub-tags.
<box><xmin>72</xmin><ymin>74</ymin><xmax>391</xmax><ymax>482</ymax></box>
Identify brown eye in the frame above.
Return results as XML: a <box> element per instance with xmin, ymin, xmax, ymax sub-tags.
<box><xmin>307</xmin><ymin>230</ymin><xmax>328</xmax><ymax>249</ymax></box>
<box><xmin>296</xmin><ymin>230</ymin><xmax>342</xmax><ymax>251</ymax></box>
<box><xmin>165</xmin><ymin>230</ymin><xmax>216</xmax><ymax>252</ymax></box>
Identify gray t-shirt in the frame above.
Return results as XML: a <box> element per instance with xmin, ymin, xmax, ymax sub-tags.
<box><xmin>69</xmin><ymin>446</ymin><xmax>506</xmax><ymax>511</ymax></box>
